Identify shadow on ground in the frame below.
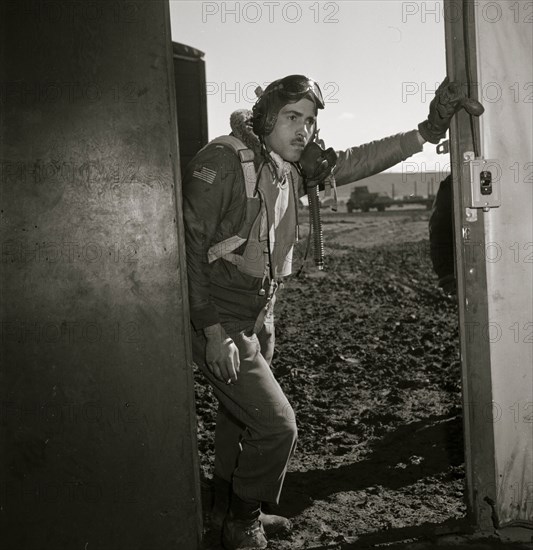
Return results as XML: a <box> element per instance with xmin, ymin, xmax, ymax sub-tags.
<box><xmin>276</xmin><ymin>414</ymin><xmax>464</xmax><ymax>519</ymax></box>
<box><xmin>200</xmin><ymin>414</ymin><xmax>470</xmax><ymax>549</ymax></box>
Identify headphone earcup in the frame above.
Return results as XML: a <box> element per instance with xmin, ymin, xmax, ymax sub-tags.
<box><xmin>252</xmin><ymin>91</ymin><xmax>286</xmax><ymax>136</ymax></box>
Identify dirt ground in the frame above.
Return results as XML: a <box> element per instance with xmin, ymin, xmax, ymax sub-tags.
<box><xmin>194</xmin><ymin>209</ymin><xmax>531</xmax><ymax>550</ymax></box>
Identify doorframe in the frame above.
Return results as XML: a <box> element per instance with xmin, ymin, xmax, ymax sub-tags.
<box><xmin>444</xmin><ymin>0</ymin><xmax>497</xmax><ymax>533</ymax></box>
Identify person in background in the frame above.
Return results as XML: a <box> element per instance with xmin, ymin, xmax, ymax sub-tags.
<box><xmin>429</xmin><ymin>174</ymin><xmax>457</xmax><ymax>295</ymax></box>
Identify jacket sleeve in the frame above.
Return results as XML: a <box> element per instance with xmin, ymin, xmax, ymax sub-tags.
<box><xmin>182</xmin><ymin>145</ymin><xmax>242</xmax><ymax>330</ymax></box>
<box><xmin>333</xmin><ymin>129</ymin><xmax>423</xmax><ymax>187</ymax></box>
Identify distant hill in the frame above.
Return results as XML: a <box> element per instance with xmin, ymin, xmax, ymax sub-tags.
<box><xmin>330</xmin><ymin>172</ymin><xmax>450</xmax><ymax>202</ymax></box>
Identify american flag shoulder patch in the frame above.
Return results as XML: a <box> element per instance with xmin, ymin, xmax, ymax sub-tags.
<box><xmin>192</xmin><ymin>165</ymin><xmax>217</xmax><ymax>185</ymax></box>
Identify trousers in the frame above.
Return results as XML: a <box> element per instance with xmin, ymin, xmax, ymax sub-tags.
<box><xmin>191</xmin><ymin>312</ymin><xmax>298</xmax><ymax>505</ymax></box>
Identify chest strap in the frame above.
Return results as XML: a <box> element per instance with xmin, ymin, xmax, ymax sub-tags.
<box><xmin>205</xmin><ymin>136</ymin><xmax>259</xmax><ymax>264</ymax></box>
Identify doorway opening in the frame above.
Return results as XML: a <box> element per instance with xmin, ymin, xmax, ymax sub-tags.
<box><xmin>170</xmin><ymin>1</ymin><xmax>469</xmax><ymax>546</ymax></box>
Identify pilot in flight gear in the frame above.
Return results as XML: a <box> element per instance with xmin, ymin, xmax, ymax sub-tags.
<box><xmin>182</xmin><ymin>75</ymin><xmax>483</xmax><ymax>550</ymax></box>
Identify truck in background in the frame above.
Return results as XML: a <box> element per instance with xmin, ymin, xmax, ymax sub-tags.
<box><xmin>345</xmin><ymin>185</ymin><xmax>434</xmax><ymax>212</ymax></box>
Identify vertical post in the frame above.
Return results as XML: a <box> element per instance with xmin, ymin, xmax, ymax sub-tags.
<box><xmin>172</xmin><ymin>42</ymin><xmax>209</xmax><ymax>176</ymax></box>
<box><xmin>444</xmin><ymin>0</ymin><xmax>497</xmax><ymax>533</ymax></box>
<box><xmin>0</xmin><ymin>1</ymin><xmax>202</xmax><ymax>548</ymax></box>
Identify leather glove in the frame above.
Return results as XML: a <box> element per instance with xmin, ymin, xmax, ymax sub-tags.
<box><xmin>419</xmin><ymin>77</ymin><xmax>485</xmax><ymax>144</ymax></box>
<box><xmin>299</xmin><ymin>141</ymin><xmax>337</xmax><ymax>188</ymax></box>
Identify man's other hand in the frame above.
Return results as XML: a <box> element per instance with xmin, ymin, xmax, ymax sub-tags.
<box><xmin>203</xmin><ymin>323</ymin><xmax>240</xmax><ymax>384</ymax></box>
<box><xmin>418</xmin><ymin>77</ymin><xmax>485</xmax><ymax>144</ymax></box>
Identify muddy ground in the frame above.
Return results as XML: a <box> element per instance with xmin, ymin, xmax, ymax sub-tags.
<box><xmin>194</xmin><ymin>209</ymin><xmax>530</xmax><ymax>549</ymax></box>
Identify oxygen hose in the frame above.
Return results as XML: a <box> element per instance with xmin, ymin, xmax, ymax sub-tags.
<box><xmin>308</xmin><ymin>183</ymin><xmax>325</xmax><ymax>270</ymax></box>
<box><xmin>299</xmin><ymin>140</ymin><xmax>337</xmax><ymax>272</ymax></box>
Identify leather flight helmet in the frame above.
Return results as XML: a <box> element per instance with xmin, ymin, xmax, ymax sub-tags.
<box><xmin>252</xmin><ymin>75</ymin><xmax>325</xmax><ymax>137</ymax></box>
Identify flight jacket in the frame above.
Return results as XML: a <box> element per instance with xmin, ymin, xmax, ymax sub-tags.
<box><xmin>182</xmin><ymin>130</ymin><xmax>423</xmax><ymax>330</ymax></box>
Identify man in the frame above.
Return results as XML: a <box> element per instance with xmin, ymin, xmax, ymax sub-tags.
<box><xmin>429</xmin><ymin>174</ymin><xmax>457</xmax><ymax>295</ymax></box>
<box><xmin>182</xmin><ymin>75</ymin><xmax>482</xmax><ymax>549</ymax></box>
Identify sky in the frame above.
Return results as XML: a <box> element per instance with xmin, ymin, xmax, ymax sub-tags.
<box><xmin>170</xmin><ymin>0</ymin><xmax>451</xmax><ymax>173</ymax></box>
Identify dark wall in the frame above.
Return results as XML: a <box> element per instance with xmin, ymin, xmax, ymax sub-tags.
<box><xmin>172</xmin><ymin>42</ymin><xmax>209</xmax><ymax>176</ymax></box>
<box><xmin>0</xmin><ymin>1</ymin><xmax>201</xmax><ymax>548</ymax></box>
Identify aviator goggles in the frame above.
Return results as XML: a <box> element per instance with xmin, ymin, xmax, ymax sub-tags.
<box><xmin>267</xmin><ymin>75</ymin><xmax>325</xmax><ymax>110</ymax></box>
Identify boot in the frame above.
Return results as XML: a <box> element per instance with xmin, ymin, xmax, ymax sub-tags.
<box><xmin>215</xmin><ymin>508</ymin><xmax>291</xmax><ymax>537</ymax></box>
<box><xmin>222</xmin><ymin>494</ymin><xmax>266</xmax><ymax>550</ymax></box>
<box><xmin>222</xmin><ymin>511</ymin><xmax>267</xmax><ymax>550</ymax></box>
<box><xmin>211</xmin><ymin>476</ymin><xmax>291</xmax><ymax>537</ymax></box>
<box><xmin>258</xmin><ymin>511</ymin><xmax>291</xmax><ymax>536</ymax></box>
